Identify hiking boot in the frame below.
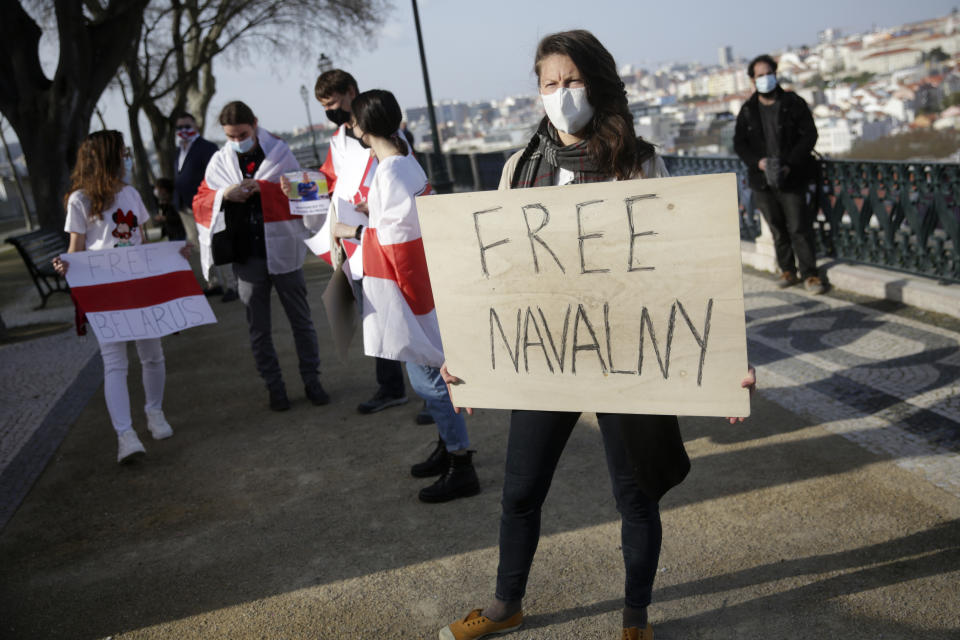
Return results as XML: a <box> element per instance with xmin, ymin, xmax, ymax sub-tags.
<box><xmin>357</xmin><ymin>389</ymin><xmax>408</xmax><ymax>414</ymax></box>
<box><xmin>804</xmin><ymin>276</ymin><xmax>827</xmax><ymax>295</ymax></box>
<box><xmin>269</xmin><ymin>386</ymin><xmax>290</xmax><ymax>412</ymax></box>
<box><xmin>117</xmin><ymin>430</ymin><xmax>146</xmax><ymax>464</ymax></box>
<box><xmin>415</xmin><ymin>401</ymin><xmax>436</xmax><ymax>425</ymax></box>
<box><xmin>305</xmin><ymin>380</ymin><xmax>330</xmax><ymax>406</ymax></box>
<box><xmin>145</xmin><ymin>409</ymin><xmax>173</xmax><ymax>440</ymax></box>
<box><xmin>419</xmin><ymin>450</ymin><xmax>480</xmax><ymax>503</ymax></box>
<box><xmin>411</xmin><ymin>438</ymin><xmax>449</xmax><ymax>478</ymax></box>
<box><xmin>622</xmin><ymin>624</ymin><xmax>654</xmax><ymax>640</ymax></box>
<box><xmin>439</xmin><ymin>608</ymin><xmax>523</xmax><ymax>640</ymax></box>
<box><xmin>202</xmin><ymin>285</ymin><xmax>223</xmax><ymax>297</ymax></box>
<box><xmin>777</xmin><ymin>271</ymin><xmax>800</xmax><ymax>288</ymax></box>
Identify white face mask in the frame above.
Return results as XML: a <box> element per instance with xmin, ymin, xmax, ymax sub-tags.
<box><xmin>229</xmin><ymin>137</ymin><xmax>255</xmax><ymax>154</ymax></box>
<box><xmin>540</xmin><ymin>87</ymin><xmax>594</xmax><ymax>135</ymax></box>
<box><xmin>122</xmin><ymin>156</ymin><xmax>134</xmax><ymax>184</ymax></box>
<box><xmin>755</xmin><ymin>73</ymin><xmax>778</xmax><ymax>94</ymax></box>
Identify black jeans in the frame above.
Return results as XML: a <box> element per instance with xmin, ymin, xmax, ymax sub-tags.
<box><xmin>375</xmin><ymin>357</ymin><xmax>405</xmax><ymax>398</ymax></box>
<box><xmin>234</xmin><ymin>259</ymin><xmax>320</xmax><ymax>390</ymax></box>
<box><xmin>753</xmin><ymin>188</ymin><xmax>818</xmax><ymax>278</ymax></box>
<box><xmin>496</xmin><ymin>410</ymin><xmax>663</xmax><ymax>609</ymax></box>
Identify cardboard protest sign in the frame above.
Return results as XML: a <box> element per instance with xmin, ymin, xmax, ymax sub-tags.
<box><xmin>416</xmin><ymin>173</ymin><xmax>749</xmax><ymax>417</ymax></box>
<box><xmin>62</xmin><ymin>241</ymin><xmax>217</xmax><ymax>344</ymax></box>
<box><xmin>321</xmin><ymin>265</ymin><xmax>359</xmax><ymax>364</ymax></box>
<box><xmin>284</xmin><ymin>170</ymin><xmax>331</xmax><ymax>216</ymax></box>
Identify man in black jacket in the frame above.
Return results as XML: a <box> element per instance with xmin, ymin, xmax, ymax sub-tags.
<box><xmin>734</xmin><ymin>54</ymin><xmax>826</xmax><ymax>294</ymax></box>
<box><xmin>173</xmin><ymin>111</ymin><xmax>238</xmax><ymax>301</ymax></box>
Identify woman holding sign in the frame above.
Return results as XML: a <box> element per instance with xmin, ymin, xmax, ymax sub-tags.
<box><xmin>330</xmin><ymin>89</ymin><xmax>481</xmax><ymax>504</ymax></box>
<box><xmin>438</xmin><ymin>31</ymin><xmax>756</xmax><ymax>640</ymax></box>
<box><xmin>52</xmin><ymin>130</ymin><xmax>178</xmax><ymax>464</ymax></box>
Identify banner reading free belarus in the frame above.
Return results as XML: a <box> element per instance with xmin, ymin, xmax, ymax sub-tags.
<box><xmin>62</xmin><ymin>241</ymin><xmax>217</xmax><ymax>344</ymax></box>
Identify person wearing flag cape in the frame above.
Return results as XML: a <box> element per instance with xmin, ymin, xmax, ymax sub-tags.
<box><xmin>330</xmin><ymin>89</ymin><xmax>480</xmax><ymax>504</ymax></box>
<box><xmin>309</xmin><ymin>69</ymin><xmax>423</xmax><ymax>422</ymax></box>
<box><xmin>193</xmin><ymin>101</ymin><xmax>329</xmax><ymax>411</ymax></box>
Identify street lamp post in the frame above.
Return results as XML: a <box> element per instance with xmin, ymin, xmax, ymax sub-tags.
<box><xmin>411</xmin><ymin>0</ymin><xmax>452</xmax><ymax>193</ymax></box>
<box><xmin>300</xmin><ymin>84</ymin><xmax>321</xmax><ymax>167</ymax></box>
<box><xmin>318</xmin><ymin>53</ymin><xmax>333</xmax><ymax>74</ymax></box>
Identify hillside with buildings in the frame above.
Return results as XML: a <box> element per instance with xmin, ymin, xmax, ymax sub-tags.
<box><xmin>401</xmin><ymin>10</ymin><xmax>960</xmax><ymax>162</ymax></box>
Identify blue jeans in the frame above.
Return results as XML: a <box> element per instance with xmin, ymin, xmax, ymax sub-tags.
<box><xmin>404</xmin><ymin>363</ymin><xmax>469</xmax><ymax>451</ymax></box>
<box><xmin>495</xmin><ymin>410</ymin><xmax>663</xmax><ymax>609</ymax></box>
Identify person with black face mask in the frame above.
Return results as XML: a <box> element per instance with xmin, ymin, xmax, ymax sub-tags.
<box><xmin>734</xmin><ymin>54</ymin><xmax>825</xmax><ymax>295</ymax></box>
<box><xmin>309</xmin><ymin>69</ymin><xmax>434</xmax><ymax>426</ymax></box>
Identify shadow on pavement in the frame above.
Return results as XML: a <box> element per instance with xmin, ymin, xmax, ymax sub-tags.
<box><xmin>1</xmin><ymin>261</ymin><xmax>958</xmax><ymax>638</ymax></box>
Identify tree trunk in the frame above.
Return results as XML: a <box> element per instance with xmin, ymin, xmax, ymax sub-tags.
<box><xmin>0</xmin><ymin>0</ymin><xmax>149</xmax><ymax>231</ymax></box>
<box><xmin>15</xmin><ymin>111</ymin><xmax>87</xmax><ymax>231</ymax></box>
<box><xmin>127</xmin><ymin>103</ymin><xmax>156</xmax><ymax>206</ymax></box>
<box><xmin>188</xmin><ymin>60</ymin><xmax>217</xmax><ymax>135</ymax></box>
<box><xmin>144</xmin><ymin>102</ymin><xmax>178</xmax><ymax>182</ymax></box>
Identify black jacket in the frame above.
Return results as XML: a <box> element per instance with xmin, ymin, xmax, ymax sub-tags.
<box><xmin>733</xmin><ymin>87</ymin><xmax>818</xmax><ymax>192</ymax></box>
<box><xmin>173</xmin><ymin>137</ymin><xmax>219</xmax><ymax>212</ymax></box>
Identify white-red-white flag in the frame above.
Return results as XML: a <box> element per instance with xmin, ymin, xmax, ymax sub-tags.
<box><xmin>306</xmin><ymin>125</ymin><xmax>377</xmax><ymax>278</ymax></box>
<box><xmin>359</xmin><ymin>154</ymin><xmax>441</xmax><ymax>367</ymax></box>
<box><xmin>62</xmin><ymin>241</ymin><xmax>216</xmax><ymax>344</ymax></box>
<box><xmin>192</xmin><ymin>127</ymin><xmax>307</xmax><ymax>279</ymax></box>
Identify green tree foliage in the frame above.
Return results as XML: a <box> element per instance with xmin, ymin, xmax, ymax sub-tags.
<box><xmin>837</xmin><ymin>72</ymin><xmax>876</xmax><ymax>88</ymax></box>
<box><xmin>844</xmin><ymin>129</ymin><xmax>960</xmax><ymax>161</ymax></box>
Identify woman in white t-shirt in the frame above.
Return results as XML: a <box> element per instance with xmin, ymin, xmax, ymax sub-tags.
<box><xmin>53</xmin><ymin>130</ymin><xmax>180</xmax><ymax>463</ymax></box>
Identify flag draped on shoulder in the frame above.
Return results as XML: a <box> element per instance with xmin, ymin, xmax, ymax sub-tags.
<box><xmin>307</xmin><ymin>124</ymin><xmax>377</xmax><ymax>277</ymax></box>
<box><xmin>360</xmin><ymin>153</ymin><xmax>440</xmax><ymax>367</ymax></box>
<box><xmin>192</xmin><ymin>127</ymin><xmax>306</xmax><ymax>279</ymax></box>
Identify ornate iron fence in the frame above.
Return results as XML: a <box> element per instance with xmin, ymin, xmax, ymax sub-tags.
<box><xmin>419</xmin><ymin>150</ymin><xmax>960</xmax><ymax>284</ymax></box>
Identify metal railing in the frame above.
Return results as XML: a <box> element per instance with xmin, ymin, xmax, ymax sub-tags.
<box><xmin>412</xmin><ymin>150</ymin><xmax>960</xmax><ymax>284</ymax></box>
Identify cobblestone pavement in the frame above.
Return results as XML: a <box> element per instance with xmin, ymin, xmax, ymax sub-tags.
<box><xmin>2</xmin><ymin>258</ymin><xmax>960</xmax><ymax>639</ymax></box>
<box><xmin>0</xmin><ymin>265</ymin><xmax>100</xmax><ymax>528</ymax></box>
<box><xmin>2</xmin><ymin>263</ymin><xmax>960</xmax><ymax>528</ymax></box>
<box><xmin>743</xmin><ymin>272</ymin><xmax>960</xmax><ymax>498</ymax></box>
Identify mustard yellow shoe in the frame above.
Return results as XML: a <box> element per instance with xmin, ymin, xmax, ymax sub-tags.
<box><xmin>439</xmin><ymin>608</ymin><xmax>523</xmax><ymax>640</ymax></box>
<box><xmin>622</xmin><ymin>623</ymin><xmax>654</xmax><ymax>640</ymax></box>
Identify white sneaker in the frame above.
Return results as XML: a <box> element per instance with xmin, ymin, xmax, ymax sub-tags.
<box><xmin>117</xmin><ymin>430</ymin><xmax>146</xmax><ymax>463</ymax></box>
<box><xmin>145</xmin><ymin>409</ymin><xmax>174</xmax><ymax>440</ymax></box>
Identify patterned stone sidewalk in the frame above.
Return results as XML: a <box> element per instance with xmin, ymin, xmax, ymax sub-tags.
<box><xmin>2</xmin><ymin>264</ymin><xmax>959</xmax><ymax>530</ymax></box>
<box><xmin>743</xmin><ymin>272</ymin><xmax>960</xmax><ymax>498</ymax></box>
<box><xmin>0</xmin><ymin>275</ymin><xmax>100</xmax><ymax>528</ymax></box>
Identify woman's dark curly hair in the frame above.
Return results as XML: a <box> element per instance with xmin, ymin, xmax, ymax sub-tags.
<box><xmin>535</xmin><ymin>30</ymin><xmax>653</xmax><ymax>179</ymax></box>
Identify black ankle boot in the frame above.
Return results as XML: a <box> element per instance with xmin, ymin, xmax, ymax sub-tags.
<box><xmin>411</xmin><ymin>438</ymin><xmax>449</xmax><ymax>478</ymax></box>
<box><xmin>418</xmin><ymin>450</ymin><xmax>480</xmax><ymax>503</ymax></box>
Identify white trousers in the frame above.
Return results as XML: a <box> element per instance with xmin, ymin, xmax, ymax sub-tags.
<box><xmin>99</xmin><ymin>338</ymin><xmax>165</xmax><ymax>434</ymax></box>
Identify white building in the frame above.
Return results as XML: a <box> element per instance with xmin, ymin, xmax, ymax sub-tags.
<box><xmin>815</xmin><ymin>117</ymin><xmax>855</xmax><ymax>155</ymax></box>
<box><xmin>859</xmin><ymin>48</ymin><xmax>924</xmax><ymax>74</ymax></box>
<box><xmin>718</xmin><ymin>46</ymin><xmax>733</xmax><ymax>66</ymax></box>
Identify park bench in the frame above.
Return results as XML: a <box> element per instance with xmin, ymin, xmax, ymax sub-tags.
<box><xmin>5</xmin><ymin>229</ymin><xmax>70</xmax><ymax>309</ymax></box>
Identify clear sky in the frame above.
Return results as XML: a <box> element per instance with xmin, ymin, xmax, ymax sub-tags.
<box><xmin>29</xmin><ymin>1</ymin><xmax>960</xmax><ymax>143</ymax></box>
